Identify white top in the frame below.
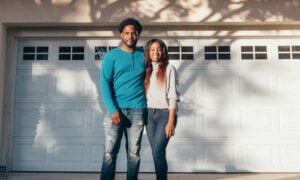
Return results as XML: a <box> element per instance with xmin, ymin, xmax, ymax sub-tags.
<box><xmin>146</xmin><ymin>62</ymin><xmax>180</xmax><ymax>109</ymax></box>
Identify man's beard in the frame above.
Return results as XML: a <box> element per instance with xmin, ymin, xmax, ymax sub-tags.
<box><xmin>123</xmin><ymin>40</ymin><xmax>137</xmax><ymax>49</ymax></box>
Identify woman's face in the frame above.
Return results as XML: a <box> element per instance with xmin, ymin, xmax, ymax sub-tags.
<box><xmin>149</xmin><ymin>42</ymin><xmax>162</xmax><ymax>62</ymax></box>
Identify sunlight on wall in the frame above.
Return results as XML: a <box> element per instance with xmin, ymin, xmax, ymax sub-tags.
<box><xmin>34</xmin><ymin>0</ymin><xmax>42</xmax><ymax>6</ymax></box>
<box><xmin>34</xmin><ymin>0</ymin><xmax>72</xmax><ymax>6</ymax></box>
<box><xmin>54</xmin><ymin>70</ymin><xmax>99</xmax><ymax>98</ymax></box>
<box><xmin>24</xmin><ymin>0</ymin><xmax>300</xmax><ymax>23</ymax></box>
<box><xmin>51</xmin><ymin>0</ymin><xmax>72</xmax><ymax>5</ymax></box>
<box><xmin>33</xmin><ymin>104</ymin><xmax>57</xmax><ymax>150</ymax></box>
<box><xmin>56</xmin><ymin>71</ymin><xmax>82</xmax><ymax>96</ymax></box>
<box><xmin>136</xmin><ymin>0</ymin><xmax>169</xmax><ymax>18</ymax></box>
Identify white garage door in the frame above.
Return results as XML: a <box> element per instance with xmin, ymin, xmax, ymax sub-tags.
<box><xmin>12</xmin><ymin>38</ymin><xmax>300</xmax><ymax>172</ymax></box>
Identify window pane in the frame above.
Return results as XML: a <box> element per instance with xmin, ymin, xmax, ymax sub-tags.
<box><xmin>205</xmin><ymin>54</ymin><xmax>217</xmax><ymax>60</ymax></box>
<box><xmin>59</xmin><ymin>54</ymin><xmax>71</xmax><ymax>60</ymax></box>
<box><xmin>23</xmin><ymin>54</ymin><xmax>35</xmax><ymax>60</ymax></box>
<box><xmin>205</xmin><ymin>46</ymin><xmax>217</xmax><ymax>52</ymax></box>
<box><xmin>37</xmin><ymin>47</ymin><xmax>48</xmax><ymax>53</ymax></box>
<box><xmin>95</xmin><ymin>46</ymin><xmax>107</xmax><ymax>53</ymax></box>
<box><xmin>95</xmin><ymin>46</ymin><xmax>107</xmax><ymax>60</ymax></box>
<box><xmin>278</xmin><ymin>53</ymin><xmax>290</xmax><ymax>59</ymax></box>
<box><xmin>23</xmin><ymin>47</ymin><xmax>35</xmax><ymax>53</ymax></box>
<box><xmin>36</xmin><ymin>54</ymin><xmax>48</xmax><ymax>60</ymax></box>
<box><xmin>181</xmin><ymin>54</ymin><xmax>194</xmax><ymax>60</ymax></box>
<box><xmin>169</xmin><ymin>54</ymin><xmax>180</xmax><ymax>60</ymax></box>
<box><xmin>72</xmin><ymin>54</ymin><xmax>84</xmax><ymax>60</ymax></box>
<box><xmin>278</xmin><ymin>46</ymin><xmax>290</xmax><ymax>52</ymax></box>
<box><xmin>73</xmin><ymin>46</ymin><xmax>84</xmax><ymax>53</ymax></box>
<box><xmin>255</xmin><ymin>54</ymin><xmax>267</xmax><ymax>59</ymax></box>
<box><xmin>59</xmin><ymin>47</ymin><xmax>71</xmax><ymax>53</ymax></box>
<box><xmin>168</xmin><ymin>46</ymin><xmax>180</xmax><ymax>52</ymax></box>
<box><xmin>255</xmin><ymin>46</ymin><xmax>267</xmax><ymax>52</ymax></box>
<box><xmin>181</xmin><ymin>46</ymin><xmax>193</xmax><ymax>52</ymax></box>
<box><xmin>218</xmin><ymin>46</ymin><xmax>230</xmax><ymax>52</ymax></box>
<box><xmin>292</xmin><ymin>46</ymin><xmax>300</xmax><ymax>51</ymax></box>
<box><xmin>241</xmin><ymin>54</ymin><xmax>253</xmax><ymax>59</ymax></box>
<box><xmin>292</xmin><ymin>53</ymin><xmax>300</xmax><ymax>59</ymax></box>
<box><xmin>241</xmin><ymin>46</ymin><xmax>253</xmax><ymax>52</ymax></box>
<box><xmin>219</xmin><ymin>54</ymin><xmax>231</xmax><ymax>60</ymax></box>
<box><xmin>95</xmin><ymin>54</ymin><xmax>102</xmax><ymax>60</ymax></box>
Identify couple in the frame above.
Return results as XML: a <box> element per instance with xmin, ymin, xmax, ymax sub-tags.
<box><xmin>100</xmin><ymin>18</ymin><xmax>180</xmax><ymax>180</ymax></box>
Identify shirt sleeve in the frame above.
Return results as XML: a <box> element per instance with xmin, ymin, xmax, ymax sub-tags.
<box><xmin>166</xmin><ymin>64</ymin><xmax>180</xmax><ymax>109</ymax></box>
<box><xmin>100</xmin><ymin>53</ymin><xmax>118</xmax><ymax>115</ymax></box>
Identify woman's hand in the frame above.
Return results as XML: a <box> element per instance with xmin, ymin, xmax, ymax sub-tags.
<box><xmin>165</xmin><ymin>122</ymin><xmax>175</xmax><ymax>138</ymax></box>
<box><xmin>165</xmin><ymin>108</ymin><xmax>176</xmax><ymax>138</ymax></box>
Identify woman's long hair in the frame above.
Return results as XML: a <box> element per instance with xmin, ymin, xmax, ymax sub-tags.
<box><xmin>144</xmin><ymin>39</ymin><xmax>169</xmax><ymax>93</ymax></box>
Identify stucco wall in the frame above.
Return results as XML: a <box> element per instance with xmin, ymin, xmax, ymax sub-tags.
<box><xmin>0</xmin><ymin>0</ymin><xmax>300</xmax><ymax>24</ymax></box>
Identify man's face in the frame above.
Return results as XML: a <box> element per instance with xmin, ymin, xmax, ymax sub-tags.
<box><xmin>120</xmin><ymin>25</ymin><xmax>139</xmax><ymax>49</ymax></box>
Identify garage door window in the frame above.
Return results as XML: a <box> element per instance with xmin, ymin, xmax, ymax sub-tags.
<box><xmin>278</xmin><ymin>45</ymin><xmax>300</xmax><ymax>60</ymax></box>
<box><xmin>23</xmin><ymin>46</ymin><xmax>49</xmax><ymax>61</ymax></box>
<box><xmin>95</xmin><ymin>46</ymin><xmax>118</xmax><ymax>60</ymax></box>
<box><xmin>59</xmin><ymin>46</ymin><xmax>85</xmax><ymax>60</ymax></box>
<box><xmin>241</xmin><ymin>46</ymin><xmax>267</xmax><ymax>60</ymax></box>
<box><xmin>168</xmin><ymin>46</ymin><xmax>194</xmax><ymax>61</ymax></box>
<box><xmin>204</xmin><ymin>46</ymin><xmax>231</xmax><ymax>60</ymax></box>
<box><xmin>95</xmin><ymin>46</ymin><xmax>107</xmax><ymax>60</ymax></box>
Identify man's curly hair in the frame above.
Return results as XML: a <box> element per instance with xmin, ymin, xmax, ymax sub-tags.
<box><xmin>118</xmin><ymin>18</ymin><xmax>143</xmax><ymax>34</ymax></box>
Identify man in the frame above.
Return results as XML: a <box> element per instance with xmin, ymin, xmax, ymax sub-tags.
<box><xmin>100</xmin><ymin>18</ymin><xmax>147</xmax><ymax>180</ymax></box>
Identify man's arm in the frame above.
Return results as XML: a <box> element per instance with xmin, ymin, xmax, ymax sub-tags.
<box><xmin>100</xmin><ymin>54</ymin><xmax>119</xmax><ymax>116</ymax></box>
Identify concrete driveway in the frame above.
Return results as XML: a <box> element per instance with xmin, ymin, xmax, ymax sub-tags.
<box><xmin>1</xmin><ymin>173</ymin><xmax>300</xmax><ymax>180</ymax></box>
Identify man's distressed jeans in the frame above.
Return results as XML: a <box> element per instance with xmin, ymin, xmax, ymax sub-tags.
<box><xmin>100</xmin><ymin>108</ymin><xmax>147</xmax><ymax>180</ymax></box>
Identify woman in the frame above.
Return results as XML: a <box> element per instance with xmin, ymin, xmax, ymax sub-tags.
<box><xmin>144</xmin><ymin>39</ymin><xmax>180</xmax><ymax>180</ymax></box>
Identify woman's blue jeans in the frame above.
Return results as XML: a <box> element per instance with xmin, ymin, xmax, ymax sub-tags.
<box><xmin>100</xmin><ymin>108</ymin><xmax>147</xmax><ymax>180</ymax></box>
<box><xmin>146</xmin><ymin>108</ymin><xmax>177</xmax><ymax>180</ymax></box>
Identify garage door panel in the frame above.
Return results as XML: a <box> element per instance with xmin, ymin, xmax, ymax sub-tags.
<box><xmin>52</xmin><ymin>70</ymin><xmax>100</xmax><ymax>99</ymax></box>
<box><xmin>278</xmin><ymin>109</ymin><xmax>300</xmax><ymax>130</ymax></box>
<box><xmin>15</xmin><ymin>73</ymin><xmax>51</xmax><ymax>100</ymax></box>
<box><xmin>15</xmin><ymin>70</ymin><xmax>101</xmax><ymax>101</ymax></box>
<box><xmin>54</xmin><ymin>109</ymin><xmax>85</xmax><ymax>128</ymax></box>
<box><xmin>54</xmin><ymin>77</ymin><xmax>86</xmax><ymax>98</ymax></box>
<box><xmin>13</xmin><ymin>102</ymin><xmax>105</xmax><ymax>137</ymax></box>
<box><xmin>13</xmin><ymin>103</ymin><xmax>51</xmax><ymax>137</ymax></box>
<box><xmin>203</xmin><ymin>73</ymin><xmax>236</xmax><ymax>99</ymax></box>
<box><xmin>238</xmin><ymin>74</ymin><xmax>273</xmax><ymax>98</ymax></box>
<box><xmin>54</xmin><ymin>144</ymin><xmax>85</xmax><ymax>163</ymax></box>
<box><xmin>176</xmin><ymin>109</ymin><xmax>203</xmax><ymax>138</ymax></box>
<box><xmin>277</xmin><ymin>77</ymin><xmax>300</xmax><ymax>99</ymax></box>
<box><xmin>12</xmin><ymin>136</ymin><xmax>105</xmax><ymax>171</ymax></box>
<box><xmin>281</xmin><ymin>145</ymin><xmax>300</xmax><ymax>164</ymax></box>
<box><xmin>240</xmin><ymin>109</ymin><xmax>273</xmax><ymax>131</ymax></box>
<box><xmin>166</xmin><ymin>143</ymin><xmax>200</xmax><ymax>172</ymax></box>
<box><xmin>179</xmin><ymin>70</ymin><xmax>204</xmax><ymax>107</ymax></box>
<box><xmin>12</xmin><ymin>138</ymin><xmax>48</xmax><ymax>171</ymax></box>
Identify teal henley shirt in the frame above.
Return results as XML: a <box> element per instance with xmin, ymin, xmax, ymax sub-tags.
<box><xmin>100</xmin><ymin>47</ymin><xmax>146</xmax><ymax>115</ymax></box>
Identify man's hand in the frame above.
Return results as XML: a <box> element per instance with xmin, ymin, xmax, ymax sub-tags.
<box><xmin>111</xmin><ymin>112</ymin><xmax>121</xmax><ymax>124</ymax></box>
